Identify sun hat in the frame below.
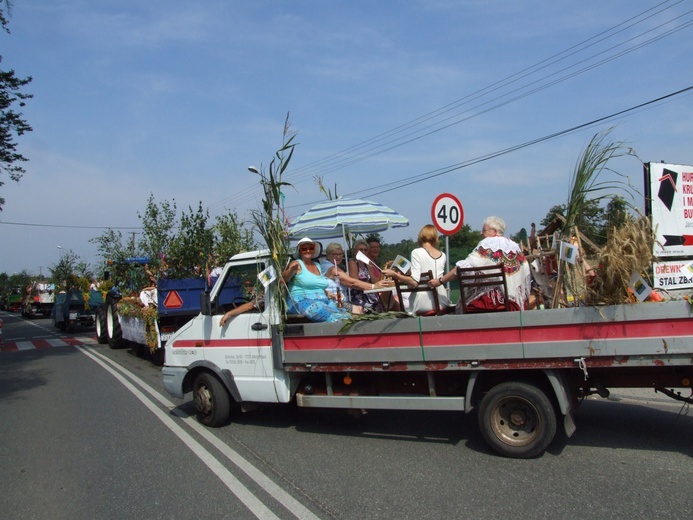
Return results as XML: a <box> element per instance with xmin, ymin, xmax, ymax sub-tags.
<box><xmin>295</xmin><ymin>237</ymin><xmax>322</xmax><ymax>259</ymax></box>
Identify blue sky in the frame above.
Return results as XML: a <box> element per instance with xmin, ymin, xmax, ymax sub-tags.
<box><xmin>1</xmin><ymin>0</ymin><xmax>692</xmax><ymax>275</ymax></box>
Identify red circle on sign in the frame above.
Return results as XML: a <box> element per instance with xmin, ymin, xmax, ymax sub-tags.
<box><xmin>431</xmin><ymin>193</ymin><xmax>464</xmax><ymax>235</ymax></box>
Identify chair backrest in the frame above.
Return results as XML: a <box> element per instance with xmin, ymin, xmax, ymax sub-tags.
<box><xmin>456</xmin><ymin>263</ymin><xmax>510</xmax><ymax>314</ymax></box>
<box><xmin>394</xmin><ymin>270</ymin><xmax>442</xmax><ymax>316</ymax></box>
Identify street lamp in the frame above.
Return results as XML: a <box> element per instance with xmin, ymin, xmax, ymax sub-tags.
<box><xmin>248</xmin><ymin>166</ymin><xmax>259</xmax><ymax>174</ymax></box>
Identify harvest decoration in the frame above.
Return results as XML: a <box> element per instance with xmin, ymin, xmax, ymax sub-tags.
<box><xmin>551</xmin><ymin>129</ymin><xmax>641</xmax><ymax>307</ymax></box>
<box><xmin>116</xmin><ymin>297</ymin><xmax>160</xmax><ymax>352</ymax></box>
<box><xmin>249</xmin><ymin>113</ymin><xmax>296</xmax><ymax>319</ymax></box>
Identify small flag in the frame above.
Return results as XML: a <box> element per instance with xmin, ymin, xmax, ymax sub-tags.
<box><xmin>258</xmin><ymin>265</ymin><xmax>277</xmax><ymax>288</ymax></box>
<box><xmin>391</xmin><ymin>255</ymin><xmax>412</xmax><ymax>274</ymax></box>
<box><xmin>629</xmin><ymin>271</ymin><xmax>652</xmax><ymax>302</ymax></box>
<box><xmin>559</xmin><ymin>241</ymin><xmax>578</xmax><ymax>265</ymax></box>
<box><xmin>355</xmin><ymin>250</ymin><xmax>372</xmax><ymax>265</ymax></box>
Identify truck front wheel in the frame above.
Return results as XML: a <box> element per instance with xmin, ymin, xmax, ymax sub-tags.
<box><xmin>193</xmin><ymin>373</ymin><xmax>231</xmax><ymax>427</ymax></box>
<box><xmin>478</xmin><ymin>381</ymin><xmax>557</xmax><ymax>459</ymax></box>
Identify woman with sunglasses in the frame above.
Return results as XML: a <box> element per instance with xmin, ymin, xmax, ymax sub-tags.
<box><xmin>282</xmin><ymin>237</ymin><xmax>351</xmax><ymax>322</ymax></box>
<box><xmin>321</xmin><ymin>242</ymin><xmax>388</xmax><ymax>311</ymax></box>
<box><xmin>346</xmin><ymin>239</ymin><xmax>381</xmax><ymax>311</ymax></box>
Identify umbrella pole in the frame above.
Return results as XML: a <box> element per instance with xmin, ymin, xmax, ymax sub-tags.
<box><xmin>342</xmin><ymin>226</ymin><xmax>352</xmax><ymax>302</ymax></box>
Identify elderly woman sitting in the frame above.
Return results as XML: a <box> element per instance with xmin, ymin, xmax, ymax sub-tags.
<box><xmin>282</xmin><ymin>237</ymin><xmax>351</xmax><ymax>323</ymax></box>
<box><xmin>430</xmin><ymin>216</ymin><xmax>532</xmax><ymax>312</ymax></box>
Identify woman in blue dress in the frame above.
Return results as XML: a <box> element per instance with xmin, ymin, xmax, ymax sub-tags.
<box><xmin>282</xmin><ymin>238</ymin><xmax>350</xmax><ymax>322</ymax></box>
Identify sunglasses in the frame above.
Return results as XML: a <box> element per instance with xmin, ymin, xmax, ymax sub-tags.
<box><xmin>299</xmin><ymin>245</ymin><xmax>316</xmax><ymax>252</ymax></box>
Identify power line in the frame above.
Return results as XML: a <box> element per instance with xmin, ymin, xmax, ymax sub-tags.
<box><xmin>285</xmin><ymin>84</ymin><xmax>693</xmax><ymax>211</ymax></box>
<box><xmin>207</xmin><ymin>1</ymin><xmax>691</xmax><ymax>214</ymax></box>
<box><xmin>5</xmin><ymin>85</ymin><xmax>691</xmax><ymax>231</ymax></box>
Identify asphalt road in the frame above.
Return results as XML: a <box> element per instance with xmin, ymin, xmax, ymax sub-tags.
<box><xmin>1</xmin><ymin>311</ymin><xmax>691</xmax><ymax>520</ymax></box>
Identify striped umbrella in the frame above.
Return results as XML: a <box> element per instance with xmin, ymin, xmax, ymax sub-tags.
<box><xmin>288</xmin><ymin>198</ymin><xmax>409</xmax><ymax>239</ymax></box>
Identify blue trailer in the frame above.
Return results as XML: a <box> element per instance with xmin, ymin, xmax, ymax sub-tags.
<box><xmin>95</xmin><ymin>269</ymin><xmax>243</xmax><ymax>363</ymax></box>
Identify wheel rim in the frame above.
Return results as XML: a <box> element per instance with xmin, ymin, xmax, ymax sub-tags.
<box><xmin>488</xmin><ymin>395</ymin><xmax>542</xmax><ymax>447</ymax></box>
<box><xmin>194</xmin><ymin>383</ymin><xmax>213</xmax><ymax>417</ymax></box>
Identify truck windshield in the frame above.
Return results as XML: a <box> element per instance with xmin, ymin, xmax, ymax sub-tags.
<box><xmin>215</xmin><ymin>262</ymin><xmax>265</xmax><ymax>313</ymax></box>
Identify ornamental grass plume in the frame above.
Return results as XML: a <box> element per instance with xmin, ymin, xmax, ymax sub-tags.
<box><xmin>249</xmin><ymin>114</ymin><xmax>297</xmax><ymax>318</ymax></box>
<box><xmin>556</xmin><ymin>128</ymin><xmax>639</xmax><ymax>306</ymax></box>
<box><xmin>562</xmin><ymin>128</ymin><xmax>637</xmax><ymax>239</ymax></box>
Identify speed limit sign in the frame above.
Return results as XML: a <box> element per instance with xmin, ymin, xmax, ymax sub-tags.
<box><xmin>431</xmin><ymin>193</ymin><xmax>464</xmax><ymax>235</ymax></box>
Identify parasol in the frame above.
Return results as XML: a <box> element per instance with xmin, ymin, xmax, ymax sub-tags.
<box><xmin>288</xmin><ymin>197</ymin><xmax>409</xmax><ymax>240</ymax></box>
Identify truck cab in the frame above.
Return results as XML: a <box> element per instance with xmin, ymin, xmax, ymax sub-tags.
<box><xmin>163</xmin><ymin>250</ymin><xmax>293</xmax><ymax>425</ymax></box>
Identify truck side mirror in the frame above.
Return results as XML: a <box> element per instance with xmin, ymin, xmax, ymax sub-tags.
<box><xmin>200</xmin><ymin>290</ymin><xmax>212</xmax><ymax>316</ymax></box>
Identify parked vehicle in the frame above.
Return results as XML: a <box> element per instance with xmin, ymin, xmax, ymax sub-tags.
<box><xmin>52</xmin><ymin>290</ymin><xmax>102</xmax><ymax>332</ymax></box>
<box><xmin>162</xmin><ymin>249</ymin><xmax>693</xmax><ymax>459</ymax></box>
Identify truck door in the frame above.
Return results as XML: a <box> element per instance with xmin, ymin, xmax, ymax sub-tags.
<box><xmin>202</xmin><ymin>259</ymin><xmax>291</xmax><ymax>403</ymax></box>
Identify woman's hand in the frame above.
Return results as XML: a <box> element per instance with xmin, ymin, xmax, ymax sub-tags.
<box><xmin>282</xmin><ymin>261</ymin><xmax>301</xmax><ymax>281</ymax></box>
<box><xmin>428</xmin><ymin>277</ymin><xmax>442</xmax><ymax>288</ymax></box>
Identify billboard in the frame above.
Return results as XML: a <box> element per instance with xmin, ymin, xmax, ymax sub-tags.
<box><xmin>645</xmin><ymin>162</ymin><xmax>693</xmax><ymax>258</ymax></box>
<box><xmin>652</xmin><ymin>259</ymin><xmax>693</xmax><ymax>291</ymax></box>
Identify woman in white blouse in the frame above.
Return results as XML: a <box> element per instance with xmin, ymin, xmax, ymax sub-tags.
<box><xmin>383</xmin><ymin>225</ymin><xmax>450</xmax><ymax>314</ymax></box>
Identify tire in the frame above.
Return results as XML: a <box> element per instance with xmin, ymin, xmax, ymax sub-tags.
<box><xmin>95</xmin><ymin>306</ymin><xmax>108</xmax><ymax>344</ymax></box>
<box><xmin>478</xmin><ymin>381</ymin><xmax>557</xmax><ymax>459</ymax></box>
<box><xmin>106</xmin><ymin>302</ymin><xmax>124</xmax><ymax>349</ymax></box>
<box><xmin>193</xmin><ymin>372</ymin><xmax>231</xmax><ymax>427</ymax></box>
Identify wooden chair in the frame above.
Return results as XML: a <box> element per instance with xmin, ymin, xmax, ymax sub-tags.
<box><xmin>394</xmin><ymin>270</ymin><xmax>443</xmax><ymax>316</ymax></box>
<box><xmin>455</xmin><ymin>264</ymin><xmax>510</xmax><ymax>314</ymax></box>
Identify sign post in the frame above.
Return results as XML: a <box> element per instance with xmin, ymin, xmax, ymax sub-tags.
<box><xmin>431</xmin><ymin>193</ymin><xmax>464</xmax><ymax>286</ymax></box>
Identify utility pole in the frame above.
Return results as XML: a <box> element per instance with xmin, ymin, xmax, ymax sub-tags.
<box><xmin>130</xmin><ymin>232</ymin><xmax>139</xmax><ymax>256</ymax></box>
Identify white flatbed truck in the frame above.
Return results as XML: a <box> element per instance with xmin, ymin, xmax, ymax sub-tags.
<box><xmin>162</xmin><ymin>250</ymin><xmax>693</xmax><ymax>458</ymax></box>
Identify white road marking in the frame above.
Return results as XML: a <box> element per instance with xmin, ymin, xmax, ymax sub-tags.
<box><xmin>77</xmin><ymin>346</ymin><xmax>320</xmax><ymax>520</ymax></box>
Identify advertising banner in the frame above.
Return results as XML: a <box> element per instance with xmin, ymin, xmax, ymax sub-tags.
<box><xmin>646</xmin><ymin>162</ymin><xmax>693</xmax><ymax>258</ymax></box>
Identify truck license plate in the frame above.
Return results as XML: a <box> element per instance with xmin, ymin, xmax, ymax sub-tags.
<box><xmin>69</xmin><ymin>312</ymin><xmax>78</xmax><ymax>320</ymax></box>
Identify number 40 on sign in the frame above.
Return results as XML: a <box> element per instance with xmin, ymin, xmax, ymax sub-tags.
<box><xmin>431</xmin><ymin>193</ymin><xmax>464</xmax><ymax>236</ymax></box>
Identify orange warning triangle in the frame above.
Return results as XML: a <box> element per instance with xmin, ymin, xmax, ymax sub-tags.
<box><xmin>163</xmin><ymin>290</ymin><xmax>183</xmax><ymax>309</ymax></box>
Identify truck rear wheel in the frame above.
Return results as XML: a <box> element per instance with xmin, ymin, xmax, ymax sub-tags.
<box><xmin>106</xmin><ymin>302</ymin><xmax>124</xmax><ymax>349</ymax></box>
<box><xmin>478</xmin><ymin>381</ymin><xmax>557</xmax><ymax>459</ymax></box>
<box><xmin>95</xmin><ymin>306</ymin><xmax>108</xmax><ymax>344</ymax></box>
<box><xmin>193</xmin><ymin>373</ymin><xmax>231</xmax><ymax>427</ymax></box>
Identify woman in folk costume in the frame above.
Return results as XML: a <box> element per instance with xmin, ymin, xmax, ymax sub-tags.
<box><xmin>430</xmin><ymin>216</ymin><xmax>532</xmax><ymax>312</ymax></box>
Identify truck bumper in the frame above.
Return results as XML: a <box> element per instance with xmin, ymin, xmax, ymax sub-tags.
<box><xmin>162</xmin><ymin>366</ymin><xmax>188</xmax><ymax>399</ymax></box>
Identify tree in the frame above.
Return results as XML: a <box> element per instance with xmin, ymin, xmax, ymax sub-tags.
<box><xmin>603</xmin><ymin>195</ymin><xmax>629</xmax><ymax>231</ymax></box>
<box><xmin>49</xmin><ymin>249</ymin><xmax>82</xmax><ymax>290</ymax></box>
<box><xmin>138</xmin><ymin>194</ymin><xmax>177</xmax><ymax>269</ymax></box>
<box><xmin>0</xmin><ymin>1</ymin><xmax>33</xmax><ymax>211</ymax></box>
<box><xmin>214</xmin><ymin>211</ymin><xmax>255</xmax><ymax>265</ymax></box>
<box><xmin>447</xmin><ymin>223</ymin><xmax>483</xmax><ymax>261</ymax></box>
<box><xmin>166</xmin><ymin>202</ymin><xmax>214</xmax><ymax>278</ymax></box>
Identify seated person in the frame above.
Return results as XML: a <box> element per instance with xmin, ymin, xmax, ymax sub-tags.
<box><xmin>282</xmin><ymin>237</ymin><xmax>352</xmax><ymax>323</ymax></box>
<box><xmin>321</xmin><ymin>242</ymin><xmax>389</xmax><ymax>311</ymax></box>
<box><xmin>342</xmin><ymin>240</ymin><xmax>392</xmax><ymax>312</ymax></box>
<box><xmin>220</xmin><ymin>291</ymin><xmax>264</xmax><ymax>326</ymax></box>
<box><xmin>430</xmin><ymin>216</ymin><xmax>532</xmax><ymax>312</ymax></box>
<box><xmin>383</xmin><ymin>224</ymin><xmax>450</xmax><ymax>314</ymax></box>
<box><xmin>347</xmin><ymin>239</ymin><xmax>381</xmax><ymax>311</ymax></box>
